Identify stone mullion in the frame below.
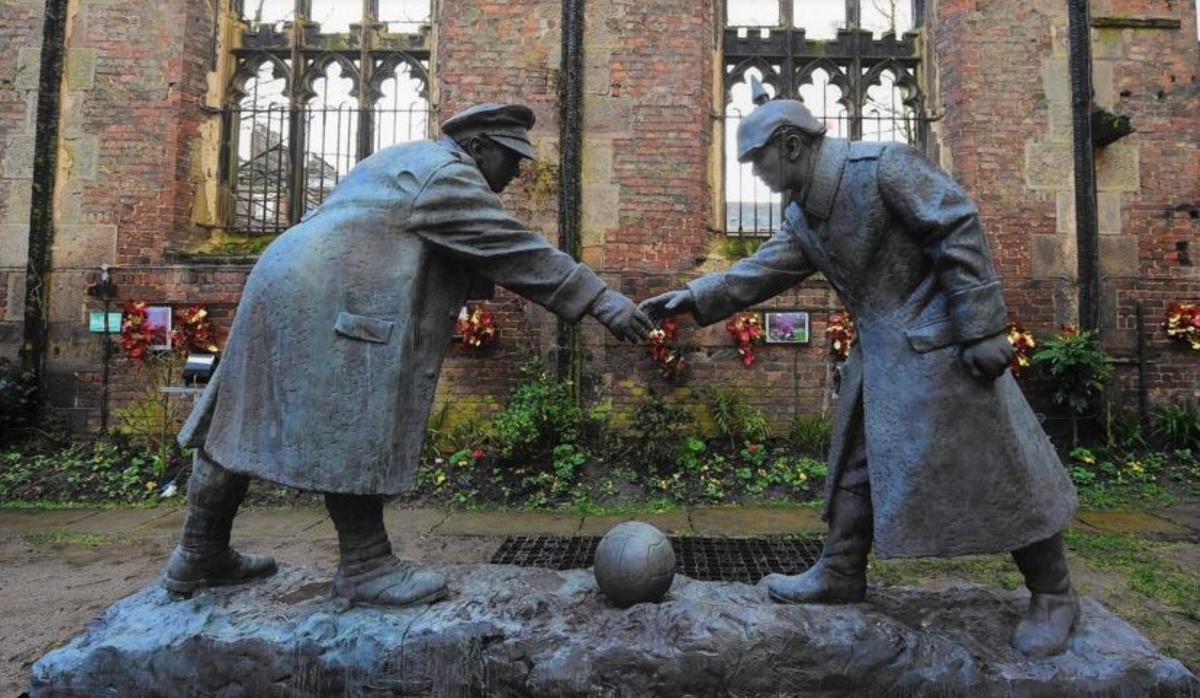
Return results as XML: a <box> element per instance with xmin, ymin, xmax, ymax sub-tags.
<box><xmin>287</xmin><ymin>1</ymin><xmax>308</xmax><ymax>226</ymax></box>
<box><xmin>357</xmin><ymin>0</ymin><xmax>376</xmax><ymax>161</ymax></box>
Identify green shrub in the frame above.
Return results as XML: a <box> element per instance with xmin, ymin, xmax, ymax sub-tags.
<box><xmin>627</xmin><ymin>393</ymin><xmax>695</xmax><ymax>473</ymax></box>
<box><xmin>488</xmin><ymin>359</ymin><xmax>581</xmax><ymax>457</ymax></box>
<box><xmin>788</xmin><ymin>414</ymin><xmax>832</xmax><ymax>458</ymax></box>
<box><xmin>1106</xmin><ymin>409</ymin><xmax>1146</xmax><ymax>450</ymax></box>
<box><xmin>1033</xmin><ymin>327</ymin><xmax>1112</xmax><ymax>445</ymax></box>
<box><xmin>706</xmin><ymin>387</ymin><xmax>770</xmax><ymax>448</ymax></box>
<box><xmin>1152</xmin><ymin>401</ymin><xmax>1200</xmax><ymax>451</ymax></box>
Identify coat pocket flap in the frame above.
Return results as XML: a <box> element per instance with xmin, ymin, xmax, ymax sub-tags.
<box><xmin>334</xmin><ymin>312</ymin><xmax>394</xmax><ymax>344</ymax></box>
<box><xmin>903</xmin><ymin>317</ymin><xmax>956</xmax><ymax>353</ymax></box>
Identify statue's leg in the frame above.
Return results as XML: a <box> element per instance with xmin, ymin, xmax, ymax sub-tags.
<box><xmin>767</xmin><ymin>407</ymin><xmax>873</xmax><ymax>604</ymax></box>
<box><xmin>162</xmin><ymin>450</ymin><xmax>277</xmax><ymax>596</ymax></box>
<box><xmin>1010</xmin><ymin>531</ymin><xmax>1079</xmax><ymax>657</ymax></box>
<box><xmin>325</xmin><ymin>492</ymin><xmax>448</xmax><ymax>607</ymax></box>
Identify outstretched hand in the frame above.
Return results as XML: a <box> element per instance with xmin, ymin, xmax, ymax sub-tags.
<box><xmin>590</xmin><ymin>290</ymin><xmax>655</xmax><ymax>343</ymax></box>
<box><xmin>960</xmin><ymin>332</ymin><xmax>1013</xmax><ymax>380</ymax></box>
<box><xmin>638</xmin><ymin>289</ymin><xmax>695</xmax><ymax>320</ymax></box>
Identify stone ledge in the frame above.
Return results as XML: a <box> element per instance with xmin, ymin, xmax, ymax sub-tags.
<box><xmin>30</xmin><ymin>564</ymin><xmax>1197</xmax><ymax>697</ymax></box>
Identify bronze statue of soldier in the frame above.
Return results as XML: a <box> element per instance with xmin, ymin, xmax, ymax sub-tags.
<box><xmin>163</xmin><ymin>103</ymin><xmax>653</xmax><ymax>607</ymax></box>
<box><xmin>641</xmin><ymin>99</ymin><xmax>1080</xmax><ymax>658</ymax></box>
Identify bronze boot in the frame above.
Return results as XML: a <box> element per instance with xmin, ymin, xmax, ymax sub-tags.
<box><xmin>327</xmin><ymin>493</ymin><xmax>448</xmax><ymax>607</ymax></box>
<box><xmin>1011</xmin><ymin>532</ymin><xmax>1079</xmax><ymax>657</ymax></box>
<box><xmin>767</xmin><ymin>485</ymin><xmax>872</xmax><ymax>604</ymax></box>
<box><xmin>163</xmin><ymin>452</ymin><xmax>277</xmax><ymax>596</ymax></box>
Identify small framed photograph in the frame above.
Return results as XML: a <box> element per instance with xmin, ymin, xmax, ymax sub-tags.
<box><xmin>764</xmin><ymin>310</ymin><xmax>810</xmax><ymax>344</ymax></box>
<box><xmin>146</xmin><ymin>305</ymin><xmax>173</xmax><ymax>351</ymax></box>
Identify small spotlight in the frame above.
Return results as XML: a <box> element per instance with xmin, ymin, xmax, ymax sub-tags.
<box><xmin>182</xmin><ymin>353</ymin><xmax>219</xmax><ymax>385</ymax></box>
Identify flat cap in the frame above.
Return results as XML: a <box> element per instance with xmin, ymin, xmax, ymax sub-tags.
<box><xmin>440</xmin><ymin>103</ymin><xmax>536</xmax><ymax>160</ymax></box>
<box><xmin>736</xmin><ymin>99</ymin><xmax>826</xmax><ymax>162</ymax></box>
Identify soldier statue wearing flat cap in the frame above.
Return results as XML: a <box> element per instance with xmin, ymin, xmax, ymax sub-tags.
<box><xmin>641</xmin><ymin>98</ymin><xmax>1080</xmax><ymax>657</ymax></box>
<box><xmin>163</xmin><ymin>103</ymin><xmax>654</xmax><ymax>607</ymax></box>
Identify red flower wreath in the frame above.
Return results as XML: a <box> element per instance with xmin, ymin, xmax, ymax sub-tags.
<box><xmin>118</xmin><ymin>301</ymin><xmax>167</xmax><ymax>362</ymax></box>
<box><xmin>172</xmin><ymin>305</ymin><xmax>221</xmax><ymax>354</ymax></box>
<box><xmin>725</xmin><ymin>313</ymin><xmax>764</xmax><ymax>367</ymax></box>
<box><xmin>1006</xmin><ymin>321</ymin><xmax>1036</xmax><ymax>375</ymax></box>
<box><xmin>647</xmin><ymin>317</ymin><xmax>687</xmax><ymax>381</ymax></box>
<box><xmin>1163</xmin><ymin>302</ymin><xmax>1200</xmax><ymax>351</ymax></box>
<box><xmin>827</xmin><ymin>310</ymin><xmax>856</xmax><ymax>361</ymax></box>
<box><xmin>456</xmin><ymin>305</ymin><xmax>497</xmax><ymax>348</ymax></box>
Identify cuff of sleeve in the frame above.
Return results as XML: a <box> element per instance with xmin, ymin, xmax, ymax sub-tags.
<box><xmin>687</xmin><ymin>274</ymin><xmax>735</xmax><ymax>327</ymax></box>
<box><xmin>949</xmin><ymin>281</ymin><xmax>1008</xmax><ymax>343</ymax></box>
<box><xmin>548</xmin><ymin>264</ymin><xmax>607</xmax><ymax>322</ymax></box>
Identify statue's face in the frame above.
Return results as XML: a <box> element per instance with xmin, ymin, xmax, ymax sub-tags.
<box><xmin>749</xmin><ymin>132</ymin><xmax>811</xmax><ymax>194</ymax></box>
<box><xmin>469</xmin><ymin>136</ymin><xmax>524</xmax><ymax>193</ymax></box>
<box><xmin>749</xmin><ymin>140</ymin><xmax>787</xmax><ymax>193</ymax></box>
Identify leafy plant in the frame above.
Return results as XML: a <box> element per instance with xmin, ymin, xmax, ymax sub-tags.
<box><xmin>788</xmin><ymin>414</ymin><xmax>832</xmax><ymax>458</ymax></box>
<box><xmin>0</xmin><ymin>435</ymin><xmax>176</xmax><ymax>503</ymax></box>
<box><xmin>1032</xmin><ymin>327</ymin><xmax>1112</xmax><ymax>445</ymax></box>
<box><xmin>706</xmin><ymin>387</ymin><xmax>770</xmax><ymax>448</ymax></box>
<box><xmin>627</xmin><ymin>393</ymin><xmax>695</xmax><ymax>472</ymax></box>
<box><xmin>488</xmin><ymin>359</ymin><xmax>580</xmax><ymax>458</ymax></box>
<box><xmin>1152</xmin><ymin>401</ymin><xmax>1200</xmax><ymax>451</ymax></box>
<box><xmin>1106</xmin><ymin>409</ymin><xmax>1146</xmax><ymax>451</ymax></box>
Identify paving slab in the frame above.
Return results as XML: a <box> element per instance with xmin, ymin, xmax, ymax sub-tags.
<box><xmin>384</xmin><ymin>507</ymin><xmax>450</xmax><ymax>537</ymax></box>
<box><xmin>0</xmin><ymin>508</ymin><xmax>102</xmax><ymax>534</ymax></box>
<box><xmin>231</xmin><ymin>507</ymin><xmax>328</xmax><ymax>540</ymax></box>
<box><xmin>689</xmin><ymin>506</ymin><xmax>824</xmax><ymax>536</ymax></box>
<box><xmin>1150</xmin><ymin>501</ymin><xmax>1200</xmax><ymax>535</ymax></box>
<box><xmin>61</xmin><ymin>508</ymin><xmax>180</xmax><ymax>536</ymax></box>
<box><xmin>577</xmin><ymin>511</ymin><xmax>692</xmax><ymax>536</ymax></box>
<box><xmin>435</xmin><ymin>510</ymin><xmax>582</xmax><ymax>536</ymax></box>
<box><xmin>1074</xmin><ymin>511</ymin><xmax>1192</xmax><ymax>539</ymax></box>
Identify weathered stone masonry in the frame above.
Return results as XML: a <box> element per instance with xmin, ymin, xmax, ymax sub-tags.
<box><xmin>0</xmin><ymin>0</ymin><xmax>1196</xmax><ymax>435</ymax></box>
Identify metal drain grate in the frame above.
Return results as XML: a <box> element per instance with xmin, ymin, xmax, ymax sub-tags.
<box><xmin>490</xmin><ymin>535</ymin><xmax>825</xmax><ymax>583</ymax></box>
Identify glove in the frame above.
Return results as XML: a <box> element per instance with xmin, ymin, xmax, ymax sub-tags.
<box><xmin>589</xmin><ymin>290</ymin><xmax>655</xmax><ymax>343</ymax></box>
<box><xmin>638</xmin><ymin>289</ymin><xmax>696</xmax><ymax>320</ymax></box>
<box><xmin>960</xmin><ymin>331</ymin><xmax>1014</xmax><ymax>380</ymax></box>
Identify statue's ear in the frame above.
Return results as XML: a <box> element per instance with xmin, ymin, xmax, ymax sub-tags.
<box><xmin>465</xmin><ymin>135</ymin><xmax>486</xmax><ymax>158</ymax></box>
<box><xmin>782</xmin><ymin>132</ymin><xmax>805</xmax><ymax>162</ymax></box>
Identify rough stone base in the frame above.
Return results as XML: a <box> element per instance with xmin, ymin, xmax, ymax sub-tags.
<box><xmin>30</xmin><ymin>564</ymin><xmax>1198</xmax><ymax>697</ymax></box>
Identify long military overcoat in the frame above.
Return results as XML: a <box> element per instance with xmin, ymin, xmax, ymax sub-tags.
<box><xmin>688</xmin><ymin>139</ymin><xmax>1077</xmax><ymax>558</ymax></box>
<box><xmin>178</xmin><ymin>138</ymin><xmax>607</xmax><ymax>495</ymax></box>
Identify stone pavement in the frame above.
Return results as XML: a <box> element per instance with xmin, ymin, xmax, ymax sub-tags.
<box><xmin>1</xmin><ymin>500</ymin><xmax>1198</xmax><ymax>542</ymax></box>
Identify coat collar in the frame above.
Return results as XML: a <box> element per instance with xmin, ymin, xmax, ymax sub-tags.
<box><xmin>439</xmin><ymin>135</ymin><xmax>477</xmax><ymax>165</ymax></box>
<box><xmin>802</xmin><ymin>137</ymin><xmax>850</xmax><ymax>221</ymax></box>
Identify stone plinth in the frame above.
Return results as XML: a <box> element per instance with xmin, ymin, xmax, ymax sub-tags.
<box><xmin>30</xmin><ymin>564</ymin><xmax>1197</xmax><ymax>697</ymax></box>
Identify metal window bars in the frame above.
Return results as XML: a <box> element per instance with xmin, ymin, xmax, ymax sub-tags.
<box><xmin>722</xmin><ymin>0</ymin><xmax>927</xmax><ymax>238</ymax></box>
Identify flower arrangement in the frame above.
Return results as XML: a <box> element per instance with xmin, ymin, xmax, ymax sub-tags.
<box><xmin>1006</xmin><ymin>321</ymin><xmax>1036</xmax><ymax>375</ymax></box>
<box><xmin>172</xmin><ymin>305</ymin><xmax>220</xmax><ymax>354</ymax></box>
<box><xmin>1163</xmin><ymin>302</ymin><xmax>1200</xmax><ymax>351</ymax></box>
<box><xmin>725</xmin><ymin>312</ymin><xmax>764</xmax><ymax>367</ymax></box>
<box><xmin>456</xmin><ymin>304</ymin><xmax>497</xmax><ymax>348</ymax></box>
<box><xmin>827</xmin><ymin>310</ymin><xmax>856</xmax><ymax>361</ymax></box>
<box><xmin>120</xmin><ymin>302</ymin><xmax>223</xmax><ymax>362</ymax></box>
<box><xmin>118</xmin><ymin>301</ymin><xmax>167</xmax><ymax>361</ymax></box>
<box><xmin>647</xmin><ymin>317</ymin><xmax>688</xmax><ymax>381</ymax></box>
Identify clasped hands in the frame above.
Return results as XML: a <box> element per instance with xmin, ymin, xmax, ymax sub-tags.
<box><xmin>637</xmin><ymin>288</ymin><xmax>1013</xmax><ymax>381</ymax></box>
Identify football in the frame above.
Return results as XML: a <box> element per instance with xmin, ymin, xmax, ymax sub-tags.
<box><xmin>593</xmin><ymin>521</ymin><xmax>677</xmax><ymax>607</ymax></box>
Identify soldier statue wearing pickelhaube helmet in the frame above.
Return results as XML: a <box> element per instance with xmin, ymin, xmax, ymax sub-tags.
<box><xmin>642</xmin><ymin>90</ymin><xmax>1081</xmax><ymax>657</ymax></box>
<box><xmin>162</xmin><ymin>103</ymin><xmax>654</xmax><ymax>607</ymax></box>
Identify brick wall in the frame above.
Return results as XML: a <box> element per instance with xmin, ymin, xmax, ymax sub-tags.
<box><xmin>36</xmin><ymin>0</ymin><xmax>218</xmax><ymax>430</ymax></box>
<box><xmin>931</xmin><ymin>0</ymin><xmax>1200</xmax><ymax>419</ymax></box>
<box><xmin>0</xmin><ymin>0</ymin><xmax>46</xmax><ymax>357</ymax></box>
<box><xmin>3</xmin><ymin>0</ymin><xmax>1196</xmax><ymax>435</ymax></box>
